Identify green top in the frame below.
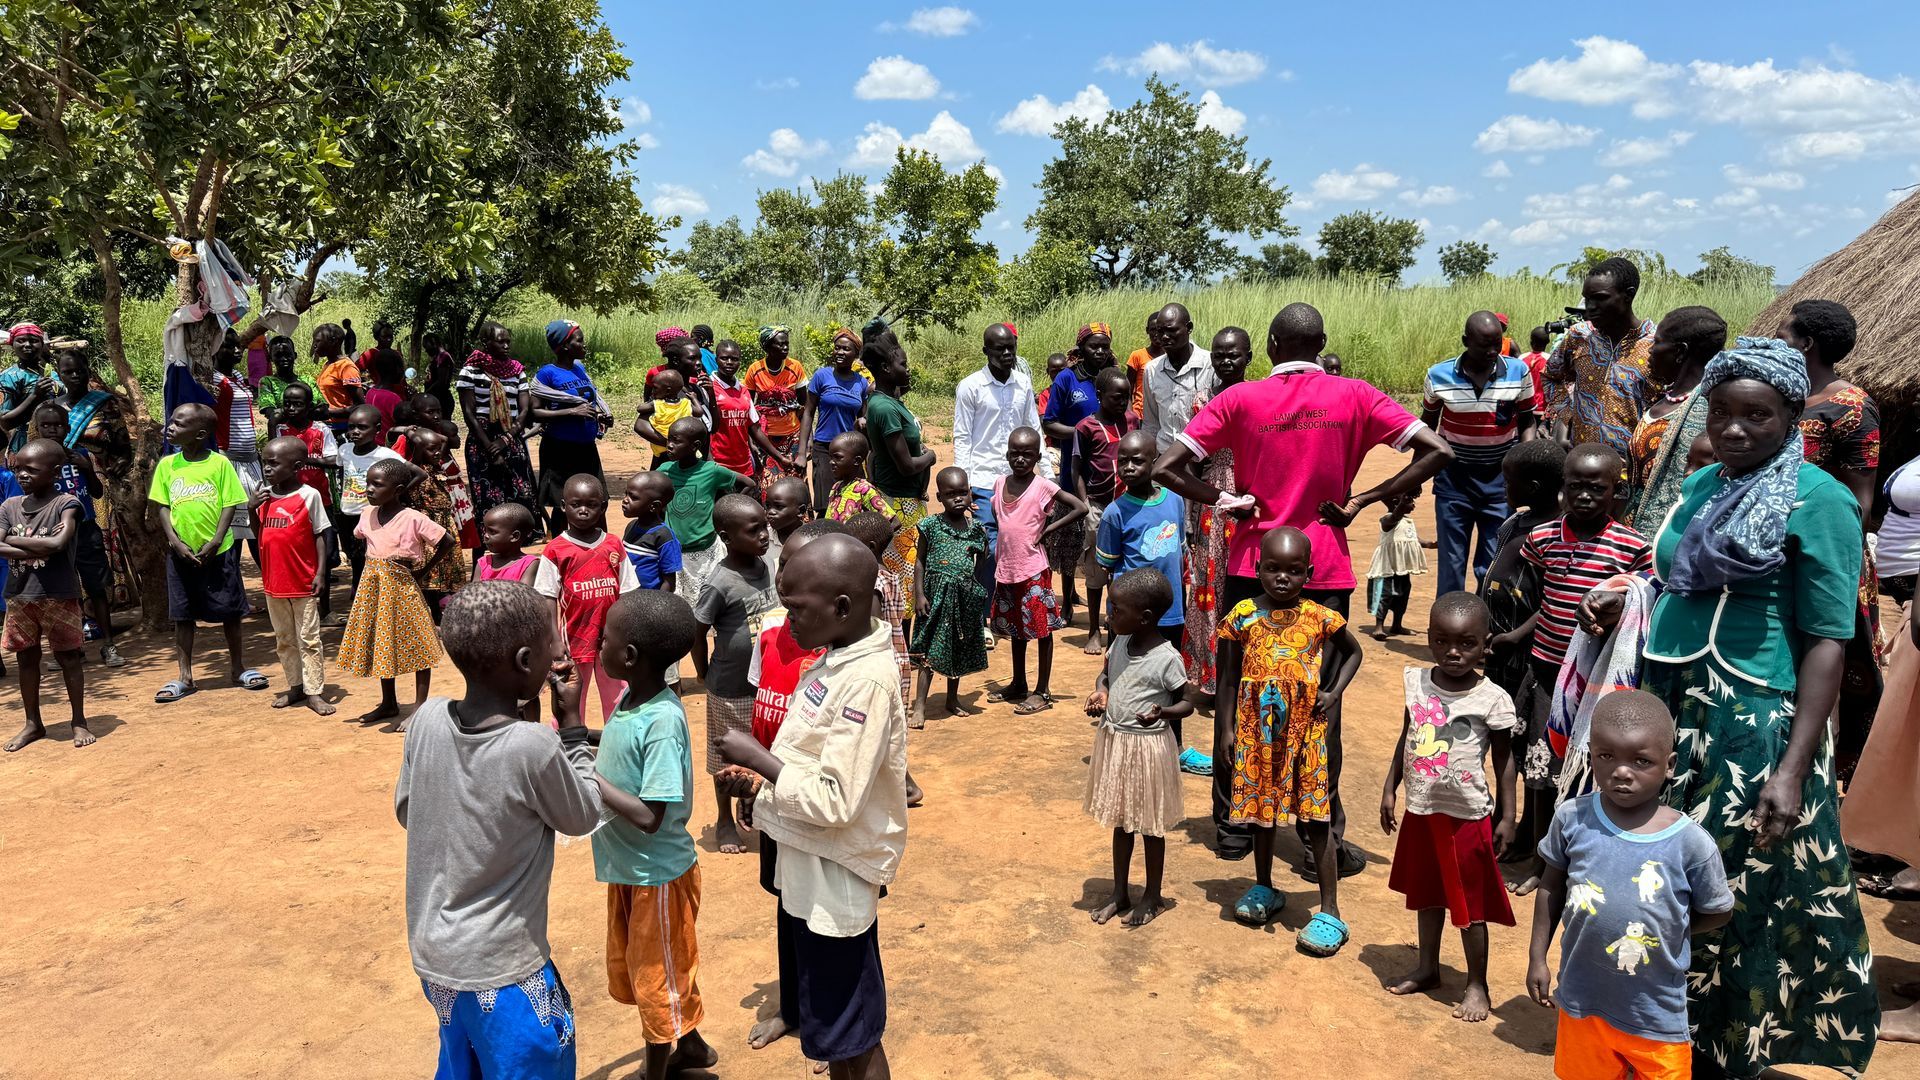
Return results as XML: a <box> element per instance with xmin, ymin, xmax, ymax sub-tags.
<box><xmin>148</xmin><ymin>451</ymin><xmax>247</xmax><ymax>554</ymax></box>
<box><xmin>256</xmin><ymin>375</ymin><xmax>318</xmax><ymax>418</ymax></box>
<box><xmin>1645</xmin><ymin>462</ymin><xmax>1860</xmax><ymax>689</ymax></box>
<box><xmin>592</xmin><ymin>687</ymin><xmax>697</xmax><ymax>887</ymax></box>
<box><xmin>657</xmin><ymin>459</ymin><xmax>749</xmax><ymax>552</ymax></box>
<box><xmin>863</xmin><ymin>393</ymin><xmax>927</xmax><ymax>499</ymax></box>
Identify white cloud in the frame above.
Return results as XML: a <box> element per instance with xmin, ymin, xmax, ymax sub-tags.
<box><xmin>1099</xmin><ymin>40</ymin><xmax>1266</xmax><ymax>87</ymax></box>
<box><xmin>1690</xmin><ymin>59</ymin><xmax>1920</xmax><ymax>162</ymax></box>
<box><xmin>1506</xmin><ymin>178</ymin><xmax>1702</xmax><ymax>247</ymax></box>
<box><xmin>652</xmin><ymin>184</ymin><xmax>708</xmax><ymax>217</ymax></box>
<box><xmin>1722</xmin><ymin>164</ymin><xmax>1806</xmax><ymax>190</ymax></box>
<box><xmin>740</xmin><ymin>128</ymin><xmax>831</xmax><ymax>176</ymax></box>
<box><xmin>1508</xmin><ymin>37</ymin><xmax>1682</xmax><ymax>119</ymax></box>
<box><xmin>609</xmin><ymin>98</ymin><xmax>659</xmax><ymax>148</ymax></box>
<box><xmin>1196</xmin><ymin>90</ymin><xmax>1246</xmax><ymax>135</ymax></box>
<box><xmin>1714</xmin><ymin>187</ymin><xmax>1763</xmax><ymax>209</ymax></box>
<box><xmin>1482</xmin><ymin>159</ymin><xmax>1512</xmax><ymax>179</ymax></box>
<box><xmin>1474</xmin><ymin>115</ymin><xmax>1600</xmax><ymax>153</ymax></box>
<box><xmin>1399</xmin><ymin>185</ymin><xmax>1464</xmax><ymax>207</ymax></box>
<box><xmin>996</xmin><ymin>84</ymin><xmax>1111</xmax><ymax>136</ymax></box>
<box><xmin>1599</xmin><ymin>130</ymin><xmax>1694</xmax><ymax>166</ymax></box>
<box><xmin>1311</xmin><ymin>163</ymin><xmax>1401</xmax><ymax>201</ymax></box>
<box><xmin>632</xmin><ymin>132</ymin><xmax>660</xmax><ymax>151</ymax></box>
<box><xmin>755</xmin><ymin>76</ymin><xmax>800</xmax><ymax>92</ymax></box>
<box><xmin>854</xmin><ymin>56</ymin><xmax>941</xmax><ymax>100</ymax></box>
<box><xmin>847</xmin><ymin>111</ymin><xmax>986</xmax><ymax>168</ymax></box>
<box><xmin>888</xmin><ymin>6</ymin><xmax>977</xmax><ymax>36</ymax></box>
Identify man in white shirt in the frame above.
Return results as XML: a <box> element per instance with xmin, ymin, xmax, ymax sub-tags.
<box><xmin>1138</xmin><ymin>302</ymin><xmax>1214</xmax><ymax>452</ymax></box>
<box><xmin>951</xmin><ymin>322</ymin><xmax>1039</xmax><ymax>591</ymax></box>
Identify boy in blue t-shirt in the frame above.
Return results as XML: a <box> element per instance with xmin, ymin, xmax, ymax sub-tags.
<box><xmin>1526</xmin><ymin>691</ymin><xmax>1734</xmax><ymax>1077</ymax></box>
<box><xmin>1095</xmin><ymin>430</ymin><xmax>1187</xmax><ymax>646</ymax></box>
<box><xmin>592</xmin><ymin>589</ymin><xmax>716</xmax><ymax>1078</ymax></box>
<box><xmin>619</xmin><ymin>472</ymin><xmax>682</xmax><ymax>591</ymax></box>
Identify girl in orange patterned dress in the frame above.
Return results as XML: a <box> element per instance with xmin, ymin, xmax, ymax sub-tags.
<box><xmin>1217</xmin><ymin>527</ymin><xmax>1363</xmax><ymax>957</ymax></box>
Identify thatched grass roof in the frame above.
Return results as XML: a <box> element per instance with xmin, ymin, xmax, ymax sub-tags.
<box><xmin>1751</xmin><ymin>188</ymin><xmax>1920</xmax><ymax>411</ymax></box>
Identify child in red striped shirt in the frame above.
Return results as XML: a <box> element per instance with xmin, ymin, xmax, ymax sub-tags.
<box><xmin>534</xmin><ymin>474</ymin><xmax>639</xmax><ymax>723</ymax></box>
<box><xmin>1497</xmin><ymin>443</ymin><xmax>1650</xmax><ymax>895</ymax></box>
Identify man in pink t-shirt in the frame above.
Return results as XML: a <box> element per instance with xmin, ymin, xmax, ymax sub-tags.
<box><xmin>1154</xmin><ymin>302</ymin><xmax>1453</xmax><ymax>862</ymax></box>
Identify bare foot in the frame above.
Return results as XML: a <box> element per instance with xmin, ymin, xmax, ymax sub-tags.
<box><xmin>305</xmin><ymin>696</ymin><xmax>338</xmax><ymax>716</ymax></box>
<box><xmin>1370</xmin><ymin>627</ymin><xmax>1389</xmax><ymax>641</ymax></box>
<box><xmin>910</xmin><ymin>702</ymin><xmax>927</xmax><ymax>730</ymax></box>
<box><xmin>1454</xmin><ymin>980</ymin><xmax>1492</xmax><ymax>1022</ymax></box>
<box><xmin>1082</xmin><ymin>635</ymin><xmax>1105</xmax><ymax>656</ymax></box>
<box><xmin>1881</xmin><ymin>1001</ymin><xmax>1920</xmax><ymax>1044</ymax></box>
<box><xmin>6</xmin><ymin>721</ymin><xmax>45</xmax><ymax>752</ymax></box>
<box><xmin>906</xmin><ymin>778</ymin><xmax>925</xmax><ymax>808</ymax></box>
<box><xmin>358</xmin><ymin>701</ymin><xmax>399</xmax><ymax>725</ymax></box>
<box><xmin>667</xmin><ymin>1030</ymin><xmax>717</xmax><ymax>1071</ymax></box>
<box><xmin>1091</xmin><ymin>891</ymin><xmax>1130</xmax><ymax>925</ymax></box>
<box><xmin>716</xmin><ymin>821</ymin><xmax>746</xmax><ymax>855</ymax></box>
<box><xmin>1390</xmin><ymin>625</ymin><xmax>1414</xmax><ymax>636</ymax></box>
<box><xmin>1509</xmin><ymin>872</ymin><xmax>1543</xmax><ymax>896</ymax></box>
<box><xmin>71</xmin><ymin>723</ymin><xmax>96</xmax><ymax>748</ymax></box>
<box><xmin>395</xmin><ymin>714</ymin><xmax>412</xmax><ymax>733</ymax></box>
<box><xmin>271</xmin><ymin>691</ymin><xmax>299</xmax><ymax>709</ymax></box>
<box><xmin>947</xmin><ymin>697</ymin><xmax>982</xmax><ymax>717</ymax></box>
<box><xmin>1386</xmin><ymin>966</ymin><xmax>1442</xmax><ymax>997</ymax></box>
<box><xmin>1124</xmin><ymin>895</ymin><xmax>1168</xmax><ymax>927</ymax></box>
<box><xmin>748</xmin><ymin>1016</ymin><xmax>792</xmax><ymax>1050</ymax></box>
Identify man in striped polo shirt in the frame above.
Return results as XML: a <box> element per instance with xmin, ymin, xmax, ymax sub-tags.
<box><xmin>1421</xmin><ymin>310</ymin><xmax>1540</xmax><ymax>595</ymax></box>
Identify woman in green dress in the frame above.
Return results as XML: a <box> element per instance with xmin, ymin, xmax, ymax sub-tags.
<box><xmin>1581</xmin><ymin>336</ymin><xmax>1879</xmax><ymax>1078</ymax></box>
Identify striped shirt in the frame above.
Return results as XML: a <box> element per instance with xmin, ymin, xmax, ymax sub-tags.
<box><xmin>1520</xmin><ymin>518</ymin><xmax>1652</xmax><ymax>666</ymax></box>
<box><xmin>453</xmin><ymin>363</ymin><xmax>529</xmax><ymax>425</ymax></box>
<box><xmin>1423</xmin><ymin>355</ymin><xmax>1535</xmax><ymax>467</ymax></box>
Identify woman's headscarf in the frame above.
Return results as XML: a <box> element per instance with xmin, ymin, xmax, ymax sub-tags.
<box><xmin>467</xmin><ymin>347</ymin><xmax>522</xmax><ymax>381</ymax></box>
<box><xmin>829</xmin><ymin>326</ymin><xmax>861</xmax><ymax>349</ymax></box>
<box><xmin>758</xmin><ymin>324</ymin><xmax>791</xmax><ymax>348</ymax></box>
<box><xmin>1664</xmin><ymin>336</ymin><xmax>1810</xmax><ymax>595</ymax></box>
<box><xmin>1076</xmin><ymin>322</ymin><xmax>1113</xmax><ymax>346</ymax></box>
<box><xmin>545</xmin><ymin>319</ymin><xmax>581</xmax><ymax>353</ymax></box>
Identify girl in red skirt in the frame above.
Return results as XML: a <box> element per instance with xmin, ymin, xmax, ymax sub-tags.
<box><xmin>1380</xmin><ymin>591</ymin><xmax>1519</xmax><ymax>1023</ymax></box>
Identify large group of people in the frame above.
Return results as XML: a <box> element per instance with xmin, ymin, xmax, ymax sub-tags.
<box><xmin>3</xmin><ymin>256</ymin><xmax>1918</xmax><ymax>1079</ymax></box>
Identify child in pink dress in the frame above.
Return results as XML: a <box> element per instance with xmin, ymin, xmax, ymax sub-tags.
<box><xmin>988</xmin><ymin>426</ymin><xmax>1089</xmax><ymax>715</ymax></box>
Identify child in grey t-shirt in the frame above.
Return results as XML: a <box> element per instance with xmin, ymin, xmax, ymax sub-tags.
<box><xmin>1526</xmin><ymin>692</ymin><xmax>1734</xmax><ymax>1067</ymax></box>
<box><xmin>691</xmin><ymin>494</ymin><xmax>778</xmax><ymax>856</ymax></box>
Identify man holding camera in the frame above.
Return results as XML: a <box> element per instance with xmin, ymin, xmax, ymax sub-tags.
<box><xmin>1541</xmin><ymin>256</ymin><xmax>1655</xmax><ymax>458</ymax></box>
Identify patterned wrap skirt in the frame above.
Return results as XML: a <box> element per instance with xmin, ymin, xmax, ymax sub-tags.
<box><xmin>880</xmin><ymin>495</ymin><xmax>926</xmax><ymax>603</ymax></box>
<box><xmin>340</xmin><ymin>557</ymin><xmax>443</xmax><ymax>679</ymax></box>
<box><xmin>990</xmin><ymin>571</ymin><xmax>1064</xmax><ymax>642</ymax></box>
<box><xmin>1648</xmin><ymin>658</ymin><xmax>1879</xmax><ymax>1079</ymax></box>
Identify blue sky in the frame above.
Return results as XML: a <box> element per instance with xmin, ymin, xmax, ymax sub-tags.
<box><xmin>604</xmin><ymin>1</ymin><xmax>1920</xmax><ymax>283</ymax></box>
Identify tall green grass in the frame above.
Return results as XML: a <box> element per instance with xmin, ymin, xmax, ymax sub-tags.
<box><xmin>118</xmin><ymin>276</ymin><xmax>1775</xmax><ymax>418</ymax></box>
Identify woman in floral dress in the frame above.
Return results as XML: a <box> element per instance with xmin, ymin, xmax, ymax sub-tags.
<box><xmin>1181</xmin><ymin>330</ymin><xmax>1254</xmax><ymax>696</ymax></box>
<box><xmin>1582</xmin><ymin>337</ymin><xmax>1879</xmax><ymax>1078</ymax></box>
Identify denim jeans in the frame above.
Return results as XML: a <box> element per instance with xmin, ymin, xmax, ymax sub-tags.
<box><xmin>970</xmin><ymin>486</ymin><xmax>999</xmax><ymax>600</ymax></box>
<box><xmin>1432</xmin><ymin>464</ymin><xmax>1509</xmax><ymax>596</ymax></box>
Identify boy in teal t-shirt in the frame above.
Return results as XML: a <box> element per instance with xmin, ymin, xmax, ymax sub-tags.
<box><xmin>150</xmin><ymin>403</ymin><xmax>262</xmax><ymax>702</ymax></box>
<box><xmin>591</xmin><ymin>588</ymin><xmax>716</xmax><ymax>1077</ymax></box>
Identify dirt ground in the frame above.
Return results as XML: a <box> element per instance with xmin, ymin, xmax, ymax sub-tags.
<box><xmin>2</xmin><ymin>432</ymin><xmax>1916</xmax><ymax>1080</ymax></box>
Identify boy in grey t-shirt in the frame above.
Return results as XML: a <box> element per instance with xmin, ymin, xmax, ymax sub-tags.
<box><xmin>692</xmin><ymin>495</ymin><xmax>778</xmax><ymax>855</ymax></box>
<box><xmin>1526</xmin><ymin>692</ymin><xmax>1734</xmax><ymax>1072</ymax></box>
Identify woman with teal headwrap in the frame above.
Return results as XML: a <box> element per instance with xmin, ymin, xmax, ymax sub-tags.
<box><xmin>1581</xmin><ymin>336</ymin><xmax>1880</xmax><ymax>1077</ymax></box>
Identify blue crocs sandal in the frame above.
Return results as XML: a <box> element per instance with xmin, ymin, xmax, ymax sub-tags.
<box><xmin>1298</xmin><ymin>912</ymin><xmax>1350</xmax><ymax>957</ymax></box>
<box><xmin>1232</xmin><ymin>884</ymin><xmax>1282</xmax><ymax>926</ymax></box>
<box><xmin>1178</xmin><ymin>747</ymin><xmax>1214</xmax><ymax>776</ymax></box>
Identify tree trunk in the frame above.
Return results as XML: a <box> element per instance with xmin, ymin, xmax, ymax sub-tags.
<box><xmin>89</xmin><ymin>228</ymin><xmax>173</xmax><ymax>632</ymax></box>
<box><xmin>408</xmin><ymin>278</ymin><xmax>443</xmax><ymax>365</ymax></box>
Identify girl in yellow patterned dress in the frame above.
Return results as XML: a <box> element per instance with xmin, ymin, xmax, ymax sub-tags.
<box><xmin>340</xmin><ymin>459</ymin><xmax>452</xmax><ymax>729</ymax></box>
<box><xmin>1217</xmin><ymin>527</ymin><xmax>1363</xmax><ymax>957</ymax></box>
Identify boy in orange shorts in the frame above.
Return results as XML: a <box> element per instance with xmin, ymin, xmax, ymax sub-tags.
<box><xmin>1525</xmin><ymin>692</ymin><xmax>1733</xmax><ymax>1078</ymax></box>
<box><xmin>592</xmin><ymin>588</ymin><xmax>716</xmax><ymax>1079</ymax></box>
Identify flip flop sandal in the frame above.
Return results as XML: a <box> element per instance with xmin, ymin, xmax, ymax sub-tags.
<box><xmin>986</xmin><ymin>685</ymin><xmax>1025</xmax><ymax>704</ymax></box>
<box><xmin>1233</xmin><ymin>884</ymin><xmax>1283</xmax><ymax>926</ymax></box>
<box><xmin>234</xmin><ymin>669</ymin><xmax>270</xmax><ymax>690</ymax></box>
<box><xmin>155</xmin><ymin>680</ymin><xmax>198</xmax><ymax>703</ymax></box>
<box><xmin>1858</xmin><ymin>873</ymin><xmax>1920</xmax><ymax>901</ymax></box>
<box><xmin>1012</xmin><ymin>697</ymin><xmax>1053</xmax><ymax>715</ymax></box>
<box><xmin>1298</xmin><ymin>912</ymin><xmax>1350</xmax><ymax>957</ymax></box>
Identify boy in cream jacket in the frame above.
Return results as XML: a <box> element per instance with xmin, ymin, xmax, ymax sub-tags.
<box><xmin>719</xmin><ymin>532</ymin><xmax>907</xmax><ymax>1080</ymax></box>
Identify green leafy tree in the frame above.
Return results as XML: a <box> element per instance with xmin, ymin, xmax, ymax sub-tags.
<box><xmin>1437</xmin><ymin>239</ymin><xmax>1496</xmax><ymax>282</ymax></box>
<box><xmin>1238</xmin><ymin>241</ymin><xmax>1320</xmax><ymax>281</ymax></box>
<box><xmin>1</xmin><ymin>0</ymin><xmax>480</xmax><ymax>625</ymax></box>
<box><xmin>1552</xmin><ymin>246</ymin><xmax>1678</xmax><ymax>284</ymax></box>
<box><xmin>680</xmin><ymin>216</ymin><xmax>755</xmax><ymax>300</ymax></box>
<box><xmin>745</xmin><ymin>174</ymin><xmax>876</xmax><ymax>295</ymax></box>
<box><xmin>358</xmin><ymin>0</ymin><xmax>666</xmax><ymax>354</ymax></box>
<box><xmin>1690</xmin><ymin>245</ymin><xmax>1775</xmax><ymax>288</ymax></box>
<box><xmin>1317</xmin><ymin>211</ymin><xmax>1425</xmax><ymax>284</ymax></box>
<box><xmin>1028</xmin><ymin>76</ymin><xmax>1293</xmax><ymax>286</ymax></box>
<box><xmin>997</xmin><ymin>237</ymin><xmax>1098</xmax><ymax>318</ymax></box>
<box><xmin>863</xmin><ymin>149</ymin><xmax>999</xmax><ymax>334</ymax></box>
